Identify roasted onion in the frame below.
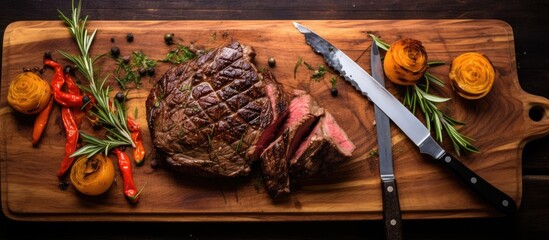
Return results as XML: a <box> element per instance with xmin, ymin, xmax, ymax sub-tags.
<box><xmin>383</xmin><ymin>38</ymin><xmax>428</xmax><ymax>85</ymax></box>
<box><xmin>7</xmin><ymin>72</ymin><xmax>52</xmax><ymax>114</ymax></box>
<box><xmin>449</xmin><ymin>52</ymin><xmax>495</xmax><ymax>99</ymax></box>
<box><xmin>70</xmin><ymin>154</ymin><xmax>115</xmax><ymax>196</ymax></box>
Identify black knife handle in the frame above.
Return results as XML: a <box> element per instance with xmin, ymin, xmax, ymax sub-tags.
<box><xmin>381</xmin><ymin>178</ymin><xmax>403</xmax><ymax>240</ymax></box>
<box><xmin>440</xmin><ymin>152</ymin><xmax>517</xmax><ymax>216</ymax></box>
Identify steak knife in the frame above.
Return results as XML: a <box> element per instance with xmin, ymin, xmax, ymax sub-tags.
<box><xmin>293</xmin><ymin>22</ymin><xmax>517</xmax><ymax>216</ymax></box>
<box><xmin>372</xmin><ymin>43</ymin><xmax>402</xmax><ymax>240</ymax></box>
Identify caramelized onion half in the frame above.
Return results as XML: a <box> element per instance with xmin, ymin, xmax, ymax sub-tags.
<box><xmin>449</xmin><ymin>52</ymin><xmax>495</xmax><ymax>99</ymax></box>
<box><xmin>383</xmin><ymin>38</ymin><xmax>428</xmax><ymax>85</ymax></box>
<box><xmin>70</xmin><ymin>154</ymin><xmax>115</xmax><ymax>196</ymax></box>
<box><xmin>7</xmin><ymin>72</ymin><xmax>52</xmax><ymax>114</ymax></box>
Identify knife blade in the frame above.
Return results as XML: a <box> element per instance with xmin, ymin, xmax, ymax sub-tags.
<box><xmin>372</xmin><ymin>43</ymin><xmax>403</xmax><ymax>240</ymax></box>
<box><xmin>293</xmin><ymin>22</ymin><xmax>517</xmax><ymax>216</ymax></box>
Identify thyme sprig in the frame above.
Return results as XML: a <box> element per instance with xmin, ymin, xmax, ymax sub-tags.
<box><xmin>58</xmin><ymin>0</ymin><xmax>134</xmax><ymax>158</ymax></box>
<box><xmin>370</xmin><ymin>34</ymin><xmax>478</xmax><ymax>156</ymax></box>
<box><xmin>159</xmin><ymin>44</ymin><xmax>196</xmax><ymax>65</ymax></box>
<box><xmin>113</xmin><ymin>50</ymin><xmax>157</xmax><ymax>89</ymax></box>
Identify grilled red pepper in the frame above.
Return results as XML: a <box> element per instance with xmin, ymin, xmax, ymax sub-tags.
<box><xmin>113</xmin><ymin>147</ymin><xmax>139</xmax><ymax>203</ymax></box>
<box><xmin>44</xmin><ymin>59</ymin><xmax>84</xmax><ymax>108</ymax></box>
<box><xmin>127</xmin><ymin>117</ymin><xmax>145</xmax><ymax>165</ymax></box>
<box><xmin>57</xmin><ymin>107</ymin><xmax>79</xmax><ymax>178</ymax></box>
<box><xmin>63</xmin><ymin>67</ymin><xmax>85</xmax><ymax>126</ymax></box>
<box><xmin>32</xmin><ymin>97</ymin><xmax>53</xmax><ymax>146</ymax></box>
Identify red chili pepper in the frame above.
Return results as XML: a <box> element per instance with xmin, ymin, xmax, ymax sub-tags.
<box><xmin>64</xmin><ymin>70</ymin><xmax>85</xmax><ymax>126</ymax></box>
<box><xmin>113</xmin><ymin>147</ymin><xmax>139</xmax><ymax>203</ymax></box>
<box><xmin>44</xmin><ymin>59</ymin><xmax>84</xmax><ymax>108</ymax></box>
<box><xmin>127</xmin><ymin>117</ymin><xmax>145</xmax><ymax>165</ymax></box>
<box><xmin>57</xmin><ymin>107</ymin><xmax>79</xmax><ymax>178</ymax></box>
<box><xmin>32</xmin><ymin>97</ymin><xmax>54</xmax><ymax>146</ymax></box>
<box><xmin>126</xmin><ymin>117</ymin><xmax>139</xmax><ymax>132</ymax></box>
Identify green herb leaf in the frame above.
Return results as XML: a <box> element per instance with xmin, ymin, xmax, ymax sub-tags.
<box><xmin>369</xmin><ymin>34</ymin><xmax>390</xmax><ymax>51</ymax></box>
<box><xmin>294</xmin><ymin>57</ymin><xmax>303</xmax><ymax>80</ymax></box>
<box><xmin>159</xmin><ymin>44</ymin><xmax>196</xmax><ymax>65</ymax></box>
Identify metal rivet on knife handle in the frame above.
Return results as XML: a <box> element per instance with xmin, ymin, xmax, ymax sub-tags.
<box><xmin>502</xmin><ymin>200</ymin><xmax>509</xmax><ymax>207</ymax></box>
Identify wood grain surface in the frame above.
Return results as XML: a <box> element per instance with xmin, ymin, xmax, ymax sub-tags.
<box><xmin>1</xmin><ymin>20</ymin><xmax>547</xmax><ymax>221</ymax></box>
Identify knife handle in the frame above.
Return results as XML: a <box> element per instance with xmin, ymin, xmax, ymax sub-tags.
<box><xmin>440</xmin><ymin>152</ymin><xmax>517</xmax><ymax>216</ymax></box>
<box><xmin>381</xmin><ymin>179</ymin><xmax>403</xmax><ymax>240</ymax></box>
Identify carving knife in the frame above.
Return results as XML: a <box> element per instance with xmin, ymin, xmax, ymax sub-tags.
<box><xmin>372</xmin><ymin>42</ymin><xmax>402</xmax><ymax>240</ymax></box>
<box><xmin>293</xmin><ymin>22</ymin><xmax>517</xmax><ymax>216</ymax></box>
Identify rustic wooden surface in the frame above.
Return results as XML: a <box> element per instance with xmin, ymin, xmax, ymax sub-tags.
<box><xmin>1</xmin><ymin>0</ymin><xmax>548</xmax><ymax>239</ymax></box>
<box><xmin>2</xmin><ymin>19</ymin><xmax>537</xmax><ymax>220</ymax></box>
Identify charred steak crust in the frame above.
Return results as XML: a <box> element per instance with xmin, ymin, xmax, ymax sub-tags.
<box><xmin>146</xmin><ymin>41</ymin><xmax>288</xmax><ymax>177</ymax></box>
<box><xmin>260</xmin><ymin>130</ymin><xmax>291</xmax><ymax>198</ymax></box>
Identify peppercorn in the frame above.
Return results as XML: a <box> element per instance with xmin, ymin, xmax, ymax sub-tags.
<box><xmin>146</xmin><ymin>67</ymin><xmax>155</xmax><ymax>76</ymax></box>
<box><xmin>150</xmin><ymin>159</ymin><xmax>159</xmax><ymax>168</ymax></box>
<box><xmin>82</xmin><ymin>95</ymin><xmax>91</xmax><ymax>104</ymax></box>
<box><xmin>110</xmin><ymin>37</ymin><xmax>115</xmax><ymax>43</ymax></box>
<box><xmin>122</xmin><ymin>55</ymin><xmax>131</xmax><ymax>65</ymax></box>
<box><xmin>330</xmin><ymin>87</ymin><xmax>338</xmax><ymax>97</ymax></box>
<box><xmin>138</xmin><ymin>68</ymin><xmax>146</xmax><ymax>76</ymax></box>
<box><xmin>126</xmin><ymin>33</ymin><xmax>134</xmax><ymax>42</ymax></box>
<box><xmin>44</xmin><ymin>51</ymin><xmax>52</xmax><ymax>60</ymax></box>
<box><xmin>92</xmin><ymin>122</ymin><xmax>102</xmax><ymax>131</ymax></box>
<box><xmin>58</xmin><ymin>181</ymin><xmax>70</xmax><ymax>190</ymax></box>
<box><xmin>64</xmin><ymin>65</ymin><xmax>73</xmax><ymax>74</ymax></box>
<box><xmin>23</xmin><ymin>67</ymin><xmax>31</xmax><ymax>72</ymax></box>
<box><xmin>115</xmin><ymin>92</ymin><xmax>125</xmax><ymax>102</ymax></box>
<box><xmin>268</xmin><ymin>57</ymin><xmax>276</xmax><ymax>67</ymax></box>
<box><xmin>111</xmin><ymin>46</ymin><xmax>120</xmax><ymax>57</ymax></box>
<box><xmin>164</xmin><ymin>33</ymin><xmax>174</xmax><ymax>45</ymax></box>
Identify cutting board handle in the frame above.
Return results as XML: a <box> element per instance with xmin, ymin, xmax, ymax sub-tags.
<box><xmin>523</xmin><ymin>93</ymin><xmax>549</xmax><ymax>141</ymax></box>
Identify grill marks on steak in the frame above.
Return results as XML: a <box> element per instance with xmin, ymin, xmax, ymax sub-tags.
<box><xmin>260</xmin><ymin>90</ymin><xmax>355</xmax><ymax>198</ymax></box>
<box><xmin>146</xmin><ymin>41</ymin><xmax>288</xmax><ymax>177</ymax></box>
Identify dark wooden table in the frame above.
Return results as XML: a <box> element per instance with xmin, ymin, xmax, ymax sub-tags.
<box><xmin>1</xmin><ymin>0</ymin><xmax>548</xmax><ymax>239</ymax></box>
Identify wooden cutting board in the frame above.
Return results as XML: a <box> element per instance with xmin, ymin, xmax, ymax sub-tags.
<box><xmin>1</xmin><ymin>20</ymin><xmax>548</xmax><ymax>221</ymax></box>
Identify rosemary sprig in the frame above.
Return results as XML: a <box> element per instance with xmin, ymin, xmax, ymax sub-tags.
<box><xmin>58</xmin><ymin>0</ymin><xmax>134</xmax><ymax>158</ymax></box>
<box><xmin>371</xmin><ymin>35</ymin><xmax>478</xmax><ymax>156</ymax></box>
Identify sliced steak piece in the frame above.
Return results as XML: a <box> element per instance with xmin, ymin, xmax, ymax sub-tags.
<box><xmin>282</xmin><ymin>90</ymin><xmax>325</xmax><ymax>160</ymax></box>
<box><xmin>260</xmin><ymin>90</ymin><xmax>324</xmax><ymax>197</ymax></box>
<box><xmin>260</xmin><ymin>130</ymin><xmax>291</xmax><ymax>198</ymax></box>
<box><xmin>289</xmin><ymin>111</ymin><xmax>356</xmax><ymax>179</ymax></box>
<box><xmin>146</xmin><ymin>41</ymin><xmax>288</xmax><ymax>177</ymax></box>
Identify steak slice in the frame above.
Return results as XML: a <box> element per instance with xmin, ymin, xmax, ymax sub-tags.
<box><xmin>260</xmin><ymin>90</ymin><xmax>324</xmax><ymax>197</ymax></box>
<box><xmin>289</xmin><ymin>111</ymin><xmax>356</xmax><ymax>179</ymax></box>
<box><xmin>260</xmin><ymin>130</ymin><xmax>291</xmax><ymax>197</ymax></box>
<box><xmin>146</xmin><ymin>41</ymin><xmax>288</xmax><ymax>177</ymax></box>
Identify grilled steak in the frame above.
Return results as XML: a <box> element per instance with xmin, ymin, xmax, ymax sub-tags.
<box><xmin>260</xmin><ymin>90</ymin><xmax>324</xmax><ymax>197</ymax></box>
<box><xmin>146</xmin><ymin>41</ymin><xmax>288</xmax><ymax>177</ymax></box>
